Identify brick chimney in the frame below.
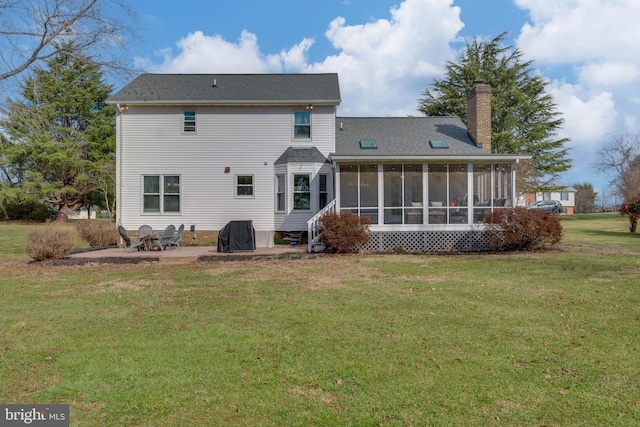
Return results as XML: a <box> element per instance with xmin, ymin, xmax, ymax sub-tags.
<box><xmin>466</xmin><ymin>81</ymin><xmax>492</xmax><ymax>154</ymax></box>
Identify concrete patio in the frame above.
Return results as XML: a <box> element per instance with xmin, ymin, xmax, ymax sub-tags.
<box><xmin>64</xmin><ymin>244</ymin><xmax>310</xmax><ymax>264</ymax></box>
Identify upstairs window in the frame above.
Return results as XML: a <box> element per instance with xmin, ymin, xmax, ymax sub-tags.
<box><xmin>184</xmin><ymin>111</ymin><xmax>196</xmax><ymax>132</ymax></box>
<box><xmin>293</xmin><ymin>111</ymin><xmax>311</xmax><ymax>139</ymax></box>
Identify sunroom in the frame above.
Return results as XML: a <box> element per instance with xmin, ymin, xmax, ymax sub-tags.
<box><xmin>336</xmin><ymin>162</ymin><xmax>515</xmax><ymax>227</ymax></box>
<box><xmin>326</xmin><ymin>116</ymin><xmax>528</xmax><ymax>252</ymax></box>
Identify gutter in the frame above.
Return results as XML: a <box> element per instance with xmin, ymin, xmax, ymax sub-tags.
<box><xmin>330</xmin><ymin>154</ymin><xmax>532</xmax><ymax>164</ymax></box>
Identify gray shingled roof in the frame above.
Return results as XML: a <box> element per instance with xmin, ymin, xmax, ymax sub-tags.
<box><xmin>107</xmin><ymin>73</ymin><xmax>341</xmax><ymax>105</ymax></box>
<box><xmin>334</xmin><ymin>116</ymin><xmax>487</xmax><ymax>158</ymax></box>
<box><xmin>275</xmin><ymin>147</ymin><xmax>329</xmax><ymax>165</ymax></box>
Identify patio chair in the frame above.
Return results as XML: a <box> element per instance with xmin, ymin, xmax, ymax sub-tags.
<box><xmin>138</xmin><ymin>224</ymin><xmax>163</xmax><ymax>251</ymax></box>
<box><xmin>159</xmin><ymin>224</ymin><xmax>175</xmax><ymax>250</ymax></box>
<box><xmin>118</xmin><ymin>226</ymin><xmax>145</xmax><ymax>252</ymax></box>
<box><xmin>165</xmin><ymin>224</ymin><xmax>184</xmax><ymax>249</ymax></box>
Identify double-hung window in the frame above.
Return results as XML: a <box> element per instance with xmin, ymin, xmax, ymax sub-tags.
<box><xmin>143</xmin><ymin>175</ymin><xmax>180</xmax><ymax>213</ymax></box>
<box><xmin>184</xmin><ymin>111</ymin><xmax>196</xmax><ymax>132</ymax></box>
<box><xmin>319</xmin><ymin>174</ymin><xmax>328</xmax><ymax>209</ymax></box>
<box><xmin>293</xmin><ymin>111</ymin><xmax>311</xmax><ymax>139</ymax></box>
<box><xmin>276</xmin><ymin>174</ymin><xmax>285</xmax><ymax>212</ymax></box>
<box><xmin>236</xmin><ymin>175</ymin><xmax>254</xmax><ymax>197</ymax></box>
<box><xmin>293</xmin><ymin>174</ymin><xmax>310</xmax><ymax>210</ymax></box>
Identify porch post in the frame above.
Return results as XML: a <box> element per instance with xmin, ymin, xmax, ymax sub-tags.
<box><xmin>335</xmin><ymin>164</ymin><xmax>341</xmax><ymax>211</ymax></box>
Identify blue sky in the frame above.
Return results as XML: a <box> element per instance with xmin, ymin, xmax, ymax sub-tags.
<box><xmin>124</xmin><ymin>0</ymin><xmax>640</xmax><ymax>197</ymax></box>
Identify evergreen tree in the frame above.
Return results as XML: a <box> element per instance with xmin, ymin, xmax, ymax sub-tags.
<box><xmin>0</xmin><ymin>45</ymin><xmax>115</xmax><ymax>221</ymax></box>
<box><xmin>418</xmin><ymin>33</ymin><xmax>571</xmax><ymax>190</ymax></box>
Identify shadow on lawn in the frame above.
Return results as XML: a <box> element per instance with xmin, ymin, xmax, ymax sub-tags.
<box><xmin>579</xmin><ymin>228</ymin><xmax>638</xmax><ymax>238</ymax></box>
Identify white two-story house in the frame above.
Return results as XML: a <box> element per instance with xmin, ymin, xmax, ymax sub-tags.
<box><xmin>107</xmin><ymin>74</ymin><xmax>528</xmax><ymax>252</ymax></box>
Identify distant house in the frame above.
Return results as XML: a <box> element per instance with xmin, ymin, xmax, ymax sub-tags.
<box><xmin>107</xmin><ymin>75</ymin><xmax>529</xmax><ymax>252</ymax></box>
<box><xmin>68</xmin><ymin>207</ymin><xmax>97</xmax><ymax>220</ymax></box>
<box><xmin>526</xmin><ymin>183</ymin><xmax>576</xmax><ymax>214</ymax></box>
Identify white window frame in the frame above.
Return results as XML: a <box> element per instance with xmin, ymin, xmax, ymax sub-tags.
<box><xmin>142</xmin><ymin>174</ymin><xmax>181</xmax><ymax>214</ymax></box>
<box><xmin>183</xmin><ymin>110</ymin><xmax>197</xmax><ymax>133</ymax></box>
<box><xmin>293</xmin><ymin>174</ymin><xmax>311</xmax><ymax>210</ymax></box>
<box><xmin>276</xmin><ymin>174</ymin><xmax>286</xmax><ymax>212</ymax></box>
<box><xmin>293</xmin><ymin>111</ymin><xmax>311</xmax><ymax>140</ymax></box>
<box><xmin>319</xmin><ymin>173</ymin><xmax>328</xmax><ymax>210</ymax></box>
<box><xmin>235</xmin><ymin>174</ymin><xmax>255</xmax><ymax>198</ymax></box>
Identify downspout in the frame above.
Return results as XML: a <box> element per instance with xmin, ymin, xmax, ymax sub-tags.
<box><xmin>116</xmin><ymin>104</ymin><xmax>124</xmax><ymax>227</ymax></box>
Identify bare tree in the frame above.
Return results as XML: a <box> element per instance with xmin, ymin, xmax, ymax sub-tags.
<box><xmin>594</xmin><ymin>132</ymin><xmax>640</xmax><ymax>201</ymax></box>
<box><xmin>0</xmin><ymin>0</ymin><xmax>137</xmax><ymax>85</ymax></box>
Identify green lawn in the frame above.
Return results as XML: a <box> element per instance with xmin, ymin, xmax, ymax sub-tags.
<box><xmin>0</xmin><ymin>216</ymin><xmax>638</xmax><ymax>426</ymax></box>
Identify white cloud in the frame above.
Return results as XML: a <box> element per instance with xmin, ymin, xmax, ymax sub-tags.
<box><xmin>141</xmin><ymin>30</ymin><xmax>269</xmax><ymax>73</ymax></box>
<box><xmin>515</xmin><ymin>0</ymin><xmax>640</xmax><ymax>64</ymax></box>
<box><xmin>134</xmin><ymin>0</ymin><xmax>463</xmax><ymax>116</ymax></box>
<box><xmin>307</xmin><ymin>0</ymin><xmax>463</xmax><ymax>115</ymax></box>
<box><xmin>513</xmin><ymin>0</ymin><xmax>640</xmax><ymax>189</ymax></box>
<box><xmin>549</xmin><ymin>81</ymin><xmax>616</xmax><ymax>146</ymax></box>
<box><xmin>577</xmin><ymin>61</ymin><xmax>639</xmax><ymax>88</ymax></box>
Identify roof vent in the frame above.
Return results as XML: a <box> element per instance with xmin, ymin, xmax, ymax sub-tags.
<box><xmin>429</xmin><ymin>139</ymin><xmax>449</xmax><ymax>148</ymax></box>
<box><xmin>359</xmin><ymin>139</ymin><xmax>377</xmax><ymax>149</ymax></box>
<box><xmin>213</xmin><ymin>78</ymin><xmax>217</xmax><ymax>88</ymax></box>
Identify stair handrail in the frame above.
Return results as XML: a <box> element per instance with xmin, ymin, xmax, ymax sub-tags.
<box><xmin>306</xmin><ymin>199</ymin><xmax>336</xmax><ymax>252</ymax></box>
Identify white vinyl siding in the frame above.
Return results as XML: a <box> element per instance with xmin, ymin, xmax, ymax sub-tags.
<box><xmin>116</xmin><ymin>105</ymin><xmax>336</xmax><ymax>237</ymax></box>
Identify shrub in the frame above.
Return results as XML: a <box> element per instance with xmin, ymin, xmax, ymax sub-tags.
<box><xmin>74</xmin><ymin>220</ymin><xmax>118</xmax><ymax>247</ymax></box>
<box><xmin>619</xmin><ymin>193</ymin><xmax>640</xmax><ymax>233</ymax></box>
<box><xmin>3</xmin><ymin>200</ymin><xmax>56</xmax><ymax>221</ymax></box>
<box><xmin>318</xmin><ymin>211</ymin><xmax>371</xmax><ymax>253</ymax></box>
<box><xmin>24</xmin><ymin>228</ymin><xmax>76</xmax><ymax>261</ymax></box>
<box><xmin>484</xmin><ymin>207</ymin><xmax>562</xmax><ymax>251</ymax></box>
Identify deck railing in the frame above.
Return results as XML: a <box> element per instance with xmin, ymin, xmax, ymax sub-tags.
<box><xmin>306</xmin><ymin>199</ymin><xmax>336</xmax><ymax>252</ymax></box>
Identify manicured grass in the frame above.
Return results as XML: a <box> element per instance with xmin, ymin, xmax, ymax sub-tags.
<box><xmin>0</xmin><ymin>217</ymin><xmax>638</xmax><ymax>426</ymax></box>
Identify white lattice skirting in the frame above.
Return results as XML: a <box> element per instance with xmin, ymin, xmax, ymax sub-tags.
<box><xmin>362</xmin><ymin>231</ymin><xmax>491</xmax><ymax>252</ymax></box>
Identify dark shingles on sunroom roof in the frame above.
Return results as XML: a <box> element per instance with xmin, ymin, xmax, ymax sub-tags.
<box><xmin>107</xmin><ymin>73</ymin><xmax>341</xmax><ymax>104</ymax></box>
<box><xmin>334</xmin><ymin>117</ymin><xmax>484</xmax><ymax>157</ymax></box>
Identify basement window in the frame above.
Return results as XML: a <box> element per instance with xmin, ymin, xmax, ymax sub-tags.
<box><xmin>429</xmin><ymin>139</ymin><xmax>449</xmax><ymax>148</ymax></box>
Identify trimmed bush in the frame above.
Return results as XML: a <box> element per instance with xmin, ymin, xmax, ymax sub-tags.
<box><xmin>484</xmin><ymin>207</ymin><xmax>562</xmax><ymax>251</ymax></box>
<box><xmin>318</xmin><ymin>211</ymin><xmax>371</xmax><ymax>253</ymax></box>
<box><xmin>75</xmin><ymin>220</ymin><xmax>118</xmax><ymax>247</ymax></box>
<box><xmin>25</xmin><ymin>228</ymin><xmax>76</xmax><ymax>261</ymax></box>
